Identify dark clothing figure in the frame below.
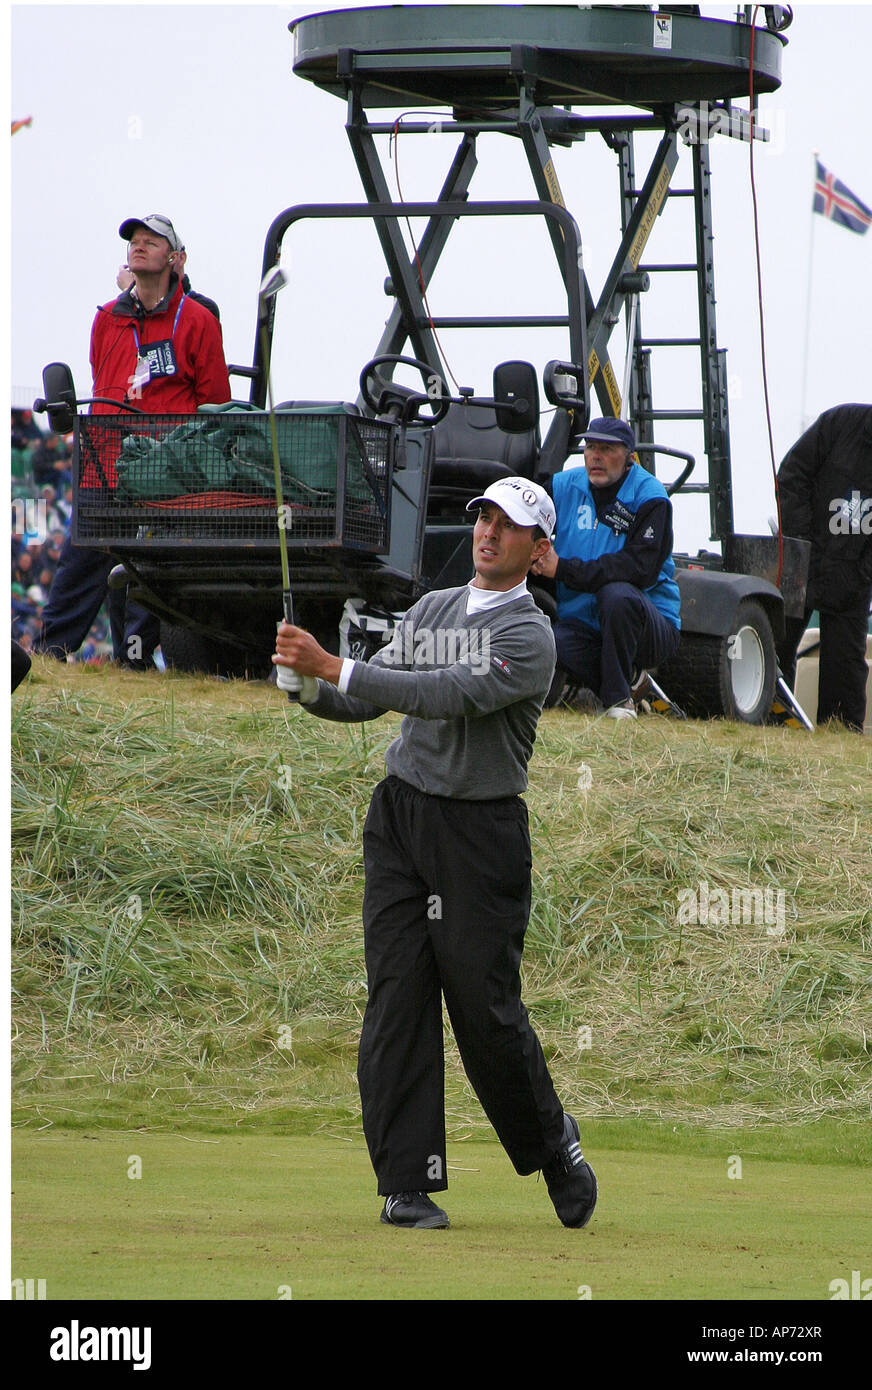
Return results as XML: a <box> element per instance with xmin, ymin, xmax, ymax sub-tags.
<box><xmin>30</xmin><ymin>435</ymin><xmax>72</xmax><ymax>488</ymax></box>
<box><xmin>183</xmin><ymin>276</ymin><xmax>221</xmax><ymax>322</ymax></box>
<box><xmin>37</xmin><ymin>533</ymin><xmax>158</xmax><ymax>668</ymax></box>
<box><xmin>12</xmin><ymin>637</ymin><xmax>32</xmax><ymax>692</ymax></box>
<box><xmin>777</xmin><ymin>404</ymin><xmax>872</xmax><ymax>732</ymax></box>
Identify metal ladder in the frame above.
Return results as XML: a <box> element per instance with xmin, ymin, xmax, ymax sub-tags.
<box><xmin>610</xmin><ymin>124</ymin><xmax>734</xmax><ymax>543</ymax></box>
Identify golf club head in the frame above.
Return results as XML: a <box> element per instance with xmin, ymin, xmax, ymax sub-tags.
<box><xmin>259</xmin><ymin>266</ymin><xmax>288</xmax><ymax>304</ymax></box>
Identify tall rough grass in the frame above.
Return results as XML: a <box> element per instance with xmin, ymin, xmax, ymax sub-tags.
<box><xmin>11</xmin><ymin>658</ymin><xmax>872</xmax><ymax>1137</ymax></box>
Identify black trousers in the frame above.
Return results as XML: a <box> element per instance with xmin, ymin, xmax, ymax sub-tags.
<box><xmin>553</xmin><ymin>581</ymin><xmax>681</xmax><ymax>707</ymax></box>
<box><xmin>358</xmin><ymin>776</ymin><xmax>565</xmax><ymax>1195</ymax></box>
<box><xmin>778</xmin><ymin>597</ymin><xmax>871</xmax><ymax>733</ymax></box>
<box><xmin>11</xmin><ymin>638</ymin><xmax>31</xmax><ymax>693</ymax></box>
<box><xmin>36</xmin><ymin>534</ymin><xmax>160</xmax><ymax>666</ymax></box>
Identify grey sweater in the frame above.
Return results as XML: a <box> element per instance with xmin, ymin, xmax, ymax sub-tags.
<box><xmin>302</xmin><ymin>585</ymin><xmax>556</xmax><ymax>799</ymax></box>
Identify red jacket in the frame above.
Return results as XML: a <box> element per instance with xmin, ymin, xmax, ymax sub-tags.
<box><xmin>85</xmin><ymin>277</ymin><xmax>231</xmax><ymax>486</ymax></box>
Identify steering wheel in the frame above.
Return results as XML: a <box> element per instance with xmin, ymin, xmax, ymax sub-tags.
<box><xmin>359</xmin><ymin>354</ymin><xmax>451</xmax><ymax>424</ymax></box>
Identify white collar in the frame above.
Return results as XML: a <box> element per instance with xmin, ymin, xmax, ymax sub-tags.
<box><xmin>465</xmin><ymin>577</ymin><xmax>530</xmax><ymax>613</ymax></box>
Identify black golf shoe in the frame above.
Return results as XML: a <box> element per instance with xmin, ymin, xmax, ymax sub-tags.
<box><xmin>380</xmin><ymin>1191</ymin><xmax>450</xmax><ymax>1229</ymax></box>
<box><xmin>542</xmin><ymin>1114</ymin><xmax>597</xmax><ymax>1228</ymax></box>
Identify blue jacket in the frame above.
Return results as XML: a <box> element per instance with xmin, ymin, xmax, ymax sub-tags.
<box><xmin>552</xmin><ymin>463</ymin><xmax>681</xmax><ymax>631</ymax></box>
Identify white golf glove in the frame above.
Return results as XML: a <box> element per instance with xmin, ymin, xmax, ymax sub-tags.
<box><xmin>276</xmin><ymin>664</ymin><xmax>318</xmax><ymax>702</ymax></box>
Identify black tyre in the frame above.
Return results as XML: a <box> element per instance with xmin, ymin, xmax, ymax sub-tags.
<box><xmin>528</xmin><ymin>582</ymin><xmax>558</xmax><ymax>623</ymax></box>
<box><xmin>543</xmin><ymin>665</ymin><xmax>567</xmax><ymax>709</ymax></box>
<box><xmin>528</xmin><ymin>584</ymin><xmax>564</xmax><ymax>706</ymax></box>
<box><xmin>657</xmin><ymin>599</ymin><xmax>777</xmax><ymax>724</ymax></box>
<box><xmin>159</xmin><ymin>622</ymin><xmax>265</xmax><ymax>679</ymax></box>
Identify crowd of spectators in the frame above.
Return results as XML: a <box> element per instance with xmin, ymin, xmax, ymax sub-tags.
<box><xmin>11</xmin><ymin>407</ymin><xmax>112</xmax><ymax>661</ymax></box>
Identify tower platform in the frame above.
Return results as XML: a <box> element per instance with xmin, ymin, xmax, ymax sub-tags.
<box><xmin>291</xmin><ymin>4</ymin><xmax>785</xmax><ymax>111</ymax></box>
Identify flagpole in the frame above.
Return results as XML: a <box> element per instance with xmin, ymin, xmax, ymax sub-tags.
<box><xmin>799</xmin><ymin>149</ymin><xmax>819</xmax><ymax>435</ymax></box>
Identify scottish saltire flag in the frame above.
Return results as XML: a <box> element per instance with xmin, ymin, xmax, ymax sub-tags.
<box><xmin>813</xmin><ymin>160</ymin><xmax>871</xmax><ymax>235</ymax></box>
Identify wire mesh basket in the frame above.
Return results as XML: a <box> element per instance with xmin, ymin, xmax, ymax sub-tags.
<box><xmin>73</xmin><ymin>409</ymin><xmax>394</xmax><ymax>551</ymax></box>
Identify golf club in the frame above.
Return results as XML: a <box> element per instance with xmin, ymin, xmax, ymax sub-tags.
<box><xmin>258</xmin><ymin>266</ymin><xmax>302</xmax><ymax>699</ymax></box>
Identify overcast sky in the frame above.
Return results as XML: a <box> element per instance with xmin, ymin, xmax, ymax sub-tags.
<box><xmin>9</xmin><ymin>1</ymin><xmax>872</xmax><ymax>549</ymax></box>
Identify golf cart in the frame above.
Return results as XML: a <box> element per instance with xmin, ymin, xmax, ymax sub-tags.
<box><xmin>37</xmin><ymin>4</ymin><xmax>810</xmax><ymax>723</ymax></box>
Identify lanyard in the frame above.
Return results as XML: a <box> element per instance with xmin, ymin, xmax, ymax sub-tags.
<box><xmin>131</xmin><ymin>293</ymin><xmax>187</xmax><ymax>352</ymax></box>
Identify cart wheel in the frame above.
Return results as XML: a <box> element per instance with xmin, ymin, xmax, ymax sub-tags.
<box><xmin>159</xmin><ymin>622</ymin><xmax>263</xmax><ymax>679</ymax></box>
<box><xmin>528</xmin><ymin>582</ymin><xmax>557</xmax><ymax>623</ymax></box>
<box><xmin>657</xmin><ymin>599</ymin><xmax>777</xmax><ymax>724</ymax></box>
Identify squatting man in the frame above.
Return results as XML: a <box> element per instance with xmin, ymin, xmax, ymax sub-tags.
<box><xmin>531</xmin><ymin>416</ymin><xmax>681</xmax><ymax>718</ymax></box>
<box><xmin>273</xmin><ymin>477</ymin><xmax>597</xmax><ymax>1231</ymax></box>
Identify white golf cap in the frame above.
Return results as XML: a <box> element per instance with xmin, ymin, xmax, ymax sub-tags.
<box><xmin>466</xmin><ymin>477</ymin><xmax>556</xmax><ymax>537</ymax></box>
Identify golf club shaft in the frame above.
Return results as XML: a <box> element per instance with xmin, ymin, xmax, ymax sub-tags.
<box><xmin>259</xmin><ymin>312</ymin><xmax>301</xmax><ymax>697</ymax></box>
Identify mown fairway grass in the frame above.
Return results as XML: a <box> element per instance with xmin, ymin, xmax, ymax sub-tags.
<box><xmin>10</xmin><ymin>656</ymin><xmax>872</xmax><ymax>1300</ymax></box>
<box><xmin>12</xmin><ymin>1127</ymin><xmax>872</xmax><ymax>1301</ymax></box>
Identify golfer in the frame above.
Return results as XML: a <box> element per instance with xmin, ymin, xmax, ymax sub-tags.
<box><xmin>273</xmin><ymin>477</ymin><xmax>597</xmax><ymax>1231</ymax></box>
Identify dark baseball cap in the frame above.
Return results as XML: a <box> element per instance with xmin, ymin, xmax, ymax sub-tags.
<box><xmin>582</xmin><ymin>417</ymin><xmax>636</xmax><ymax>451</ymax></box>
<box><xmin>119</xmin><ymin>214</ymin><xmax>182</xmax><ymax>252</ymax></box>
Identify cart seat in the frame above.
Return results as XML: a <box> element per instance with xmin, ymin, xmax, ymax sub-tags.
<box><xmin>430</xmin><ymin>403</ymin><xmax>540</xmax><ymax>493</ymax></box>
<box><xmin>274</xmin><ymin>400</ymin><xmax>363</xmax><ymax>414</ymax></box>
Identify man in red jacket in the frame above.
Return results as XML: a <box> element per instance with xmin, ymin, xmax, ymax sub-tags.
<box><xmin>38</xmin><ymin>213</ymin><xmax>231</xmax><ymax>667</ymax></box>
<box><xmin>91</xmin><ymin>213</ymin><xmax>229</xmax><ymax>421</ymax></box>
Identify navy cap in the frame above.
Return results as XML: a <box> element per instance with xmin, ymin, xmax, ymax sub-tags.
<box><xmin>582</xmin><ymin>417</ymin><xmax>636</xmax><ymax>451</ymax></box>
